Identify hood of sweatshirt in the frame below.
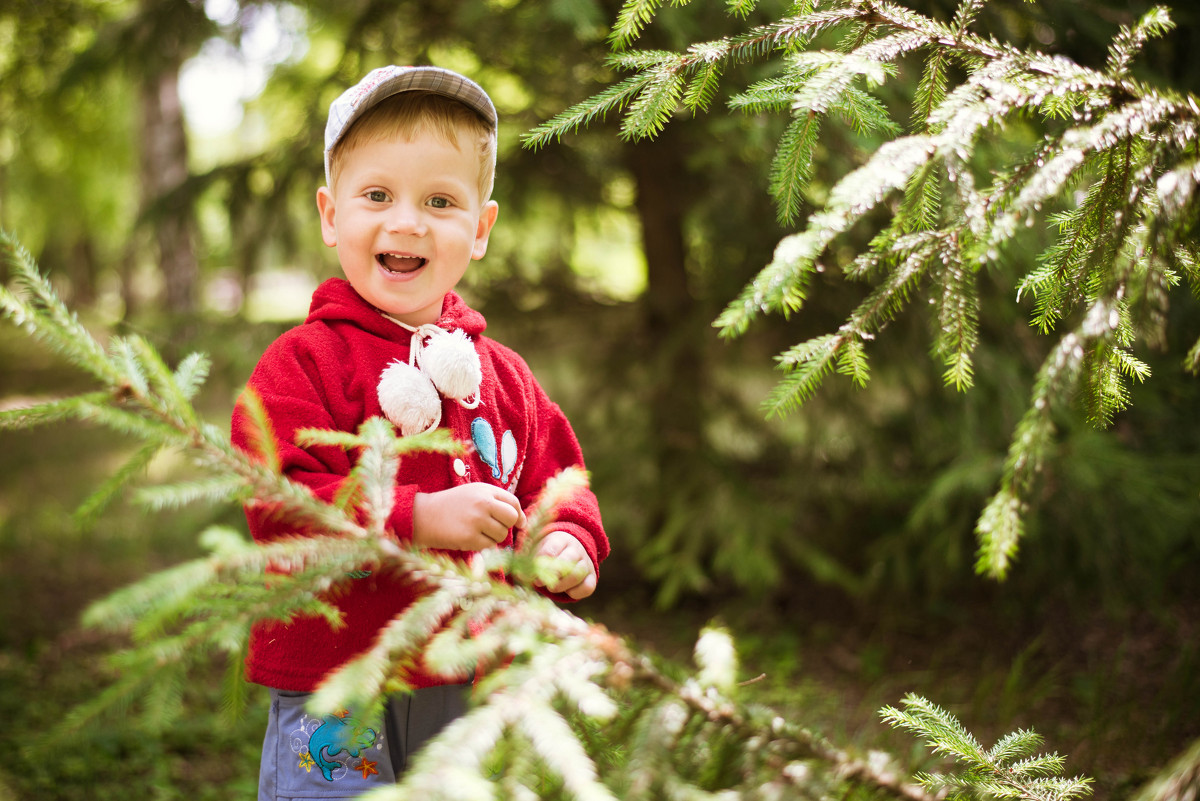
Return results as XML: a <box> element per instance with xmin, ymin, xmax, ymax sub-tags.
<box><xmin>304</xmin><ymin>278</ymin><xmax>488</xmax><ymax>340</ymax></box>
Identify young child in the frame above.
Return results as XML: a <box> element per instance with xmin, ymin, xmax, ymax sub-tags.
<box><xmin>231</xmin><ymin>65</ymin><xmax>610</xmax><ymax>800</ymax></box>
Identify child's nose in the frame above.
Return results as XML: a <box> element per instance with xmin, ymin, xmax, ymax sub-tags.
<box><xmin>385</xmin><ymin>203</ymin><xmax>427</xmax><ymax>236</ymax></box>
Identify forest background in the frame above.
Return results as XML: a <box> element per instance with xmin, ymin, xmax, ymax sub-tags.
<box><xmin>0</xmin><ymin>0</ymin><xmax>1197</xmax><ymax>798</ymax></box>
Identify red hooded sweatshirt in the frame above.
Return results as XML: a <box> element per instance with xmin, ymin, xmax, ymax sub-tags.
<box><xmin>230</xmin><ymin>278</ymin><xmax>609</xmax><ymax>691</ymax></box>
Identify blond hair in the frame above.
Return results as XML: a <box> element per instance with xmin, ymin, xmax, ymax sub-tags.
<box><xmin>326</xmin><ymin>91</ymin><xmax>497</xmax><ymax>201</ymax></box>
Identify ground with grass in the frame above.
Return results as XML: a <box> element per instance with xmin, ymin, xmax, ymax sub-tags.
<box><xmin>588</xmin><ymin>579</ymin><xmax>1200</xmax><ymax>801</ymax></box>
<box><xmin>1</xmin><ymin>326</ymin><xmax>1196</xmax><ymax>800</ymax></box>
<box><xmin>1</xmin><ymin>541</ymin><xmax>1194</xmax><ymax>799</ymax></box>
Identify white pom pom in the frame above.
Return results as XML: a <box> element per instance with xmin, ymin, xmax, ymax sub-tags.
<box><xmin>377</xmin><ymin>360</ymin><xmax>441</xmax><ymax>435</ymax></box>
<box><xmin>420</xmin><ymin>329</ymin><xmax>482</xmax><ymax>402</ymax></box>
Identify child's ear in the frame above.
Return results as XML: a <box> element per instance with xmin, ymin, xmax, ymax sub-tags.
<box><xmin>316</xmin><ymin>186</ymin><xmax>338</xmax><ymax>247</ymax></box>
<box><xmin>472</xmin><ymin>200</ymin><xmax>499</xmax><ymax>260</ymax></box>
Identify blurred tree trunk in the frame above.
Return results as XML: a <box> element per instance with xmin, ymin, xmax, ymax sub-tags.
<box><xmin>139</xmin><ymin>62</ymin><xmax>196</xmax><ymax>316</ymax></box>
<box><xmin>630</xmin><ymin>132</ymin><xmax>690</xmax><ymax>339</ymax></box>
<box><xmin>59</xmin><ymin>237</ymin><xmax>98</xmax><ymax>306</ymax></box>
<box><xmin>72</xmin><ymin>238</ymin><xmax>98</xmax><ymax>305</ymax></box>
<box><xmin>625</xmin><ymin>126</ymin><xmax>707</xmax><ymax>521</ymax></box>
<box><xmin>119</xmin><ymin>235</ymin><xmax>142</xmax><ymax>321</ymax></box>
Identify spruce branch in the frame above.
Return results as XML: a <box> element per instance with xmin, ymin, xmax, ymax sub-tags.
<box><xmin>621</xmin><ymin>60</ymin><xmax>688</xmax><ymax>140</ymax></box>
<box><xmin>770</xmin><ymin>111</ymin><xmax>822</xmax><ymax>226</ymax></box>
<box><xmin>531</xmin><ymin>0</ymin><xmax>1200</xmax><ymax>581</ymax></box>
<box><xmin>682</xmin><ymin>45</ymin><xmax>724</xmax><ymax>113</ymax></box>
<box><xmin>726</xmin><ymin>0</ymin><xmax>757</xmax><ymax>18</ymax></box>
<box><xmin>766</xmin><ymin>333</ymin><xmax>843</xmax><ymax>415</ymax></box>
<box><xmin>0</xmin><ymin>230</ymin><xmax>1100</xmax><ymax>796</ymax></box>
<box><xmin>0</xmin><ymin>248</ymin><xmax>623</xmax><ymax>772</ymax></box>
<box><xmin>133</xmin><ymin>475</ymin><xmax>251</xmax><ymax>511</ymax></box>
<box><xmin>716</xmin><ymin>133</ymin><xmax>938</xmax><ymax>338</ymax></box>
<box><xmin>1105</xmin><ymin>7</ymin><xmax>1174</xmax><ymax>81</ymax></box>
<box><xmin>0</xmin><ymin>391</ymin><xmax>117</xmax><ymax>431</ymax></box>
<box><xmin>881</xmin><ymin>695</ymin><xmax>1092</xmax><ymax>801</ymax></box>
<box><xmin>309</xmin><ymin>585</ymin><xmax>467</xmax><ymax>716</ymax></box>
<box><xmin>368</xmin><ymin>604</ymin><xmax>948</xmax><ymax>801</ymax></box>
<box><xmin>515</xmin><ymin>466</ymin><xmax>593</xmax><ymax>555</ymax></box>
<box><xmin>0</xmin><ymin>231</ymin><xmax>123</xmax><ymax>387</ymax></box>
<box><xmin>912</xmin><ymin>46</ymin><xmax>949</xmax><ymax>132</ymax></box>
<box><xmin>609</xmin><ymin>0</ymin><xmax>668</xmax><ymax>51</ymax></box>
<box><xmin>523</xmin><ymin>74</ymin><xmax>656</xmax><ymax>150</ymax></box>
<box><xmin>75</xmin><ymin>442</ymin><xmax>163</xmax><ymax>527</ymax></box>
<box><xmin>950</xmin><ymin>0</ymin><xmax>986</xmax><ymax>37</ymax></box>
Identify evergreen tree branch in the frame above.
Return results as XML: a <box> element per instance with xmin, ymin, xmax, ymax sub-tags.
<box><xmin>0</xmin><ymin>231</ymin><xmax>123</xmax><ymax>387</ymax></box>
<box><xmin>2</xmin><ymin>230</ymin><xmax>1097</xmax><ymax>801</ymax></box>
<box><xmin>977</xmin><ymin>287</ymin><xmax>1127</xmax><ymax>579</ymax></box>
<box><xmin>0</xmin><ymin>391</ymin><xmax>117</xmax><ymax>431</ymax></box>
<box><xmin>715</xmin><ymin>133</ymin><xmax>937</xmax><ymax>337</ymax></box>
<box><xmin>540</xmin><ymin>0</ymin><xmax>1200</xmax><ymax>583</ymax></box>
<box><xmin>522</xmin><ymin>73</ymin><xmax>656</xmax><ymax>150</ymax></box>
<box><xmin>76</xmin><ymin>442</ymin><xmax>164</xmax><ymax>527</ymax></box>
<box><xmin>1106</xmin><ymin>7</ymin><xmax>1174</xmax><ymax>80</ymax></box>
<box><xmin>609</xmin><ymin>0</ymin><xmax>667</xmax><ymax>52</ymax></box>
<box><xmin>882</xmin><ymin>694</ymin><xmax>1092</xmax><ymax>801</ymax></box>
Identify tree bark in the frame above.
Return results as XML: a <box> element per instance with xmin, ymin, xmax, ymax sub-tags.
<box><xmin>139</xmin><ymin>65</ymin><xmax>197</xmax><ymax>316</ymax></box>
<box><xmin>625</xmin><ymin>126</ymin><xmax>707</xmax><ymax>495</ymax></box>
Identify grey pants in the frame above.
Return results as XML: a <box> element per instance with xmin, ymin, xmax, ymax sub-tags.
<box><xmin>258</xmin><ymin>683</ymin><xmax>471</xmax><ymax>800</ymax></box>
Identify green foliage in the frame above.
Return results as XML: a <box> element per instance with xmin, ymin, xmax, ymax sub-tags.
<box><xmin>3</xmin><ymin>0</ymin><xmax>1198</xmax><ymax>793</ymax></box>
<box><xmin>882</xmin><ymin>695</ymin><xmax>1093</xmax><ymax>801</ymax></box>
<box><xmin>524</xmin><ymin>0</ymin><xmax>1200</xmax><ymax>580</ymax></box>
<box><xmin>1131</xmin><ymin>737</ymin><xmax>1200</xmax><ymax>801</ymax></box>
<box><xmin>1</xmin><ymin>229</ymin><xmax>1105</xmax><ymax>799</ymax></box>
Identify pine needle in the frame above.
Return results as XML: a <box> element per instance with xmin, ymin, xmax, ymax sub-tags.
<box><xmin>75</xmin><ymin>442</ymin><xmax>162</xmax><ymax>528</ymax></box>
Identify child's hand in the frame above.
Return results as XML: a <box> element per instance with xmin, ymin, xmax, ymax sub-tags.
<box><xmin>535</xmin><ymin>531</ymin><xmax>597</xmax><ymax>600</ymax></box>
<box><xmin>413</xmin><ymin>484</ymin><xmax>527</xmax><ymax>551</ymax></box>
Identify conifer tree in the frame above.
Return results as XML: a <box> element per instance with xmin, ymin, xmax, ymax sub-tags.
<box><xmin>0</xmin><ymin>226</ymin><xmax>1100</xmax><ymax>796</ymax></box>
<box><xmin>525</xmin><ymin>0</ymin><xmax>1200</xmax><ymax>582</ymax></box>
<box><xmin>4</xmin><ymin>0</ymin><xmax>1199</xmax><ymax>794</ymax></box>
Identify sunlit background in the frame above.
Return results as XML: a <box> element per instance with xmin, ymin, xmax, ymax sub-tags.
<box><xmin>1</xmin><ymin>0</ymin><xmax>1199</xmax><ymax>796</ymax></box>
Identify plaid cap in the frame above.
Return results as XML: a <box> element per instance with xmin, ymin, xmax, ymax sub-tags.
<box><xmin>324</xmin><ymin>65</ymin><xmax>498</xmax><ymax>184</ymax></box>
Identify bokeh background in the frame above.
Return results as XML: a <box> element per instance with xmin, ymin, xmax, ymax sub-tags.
<box><xmin>1</xmin><ymin>0</ymin><xmax>1198</xmax><ymax>797</ymax></box>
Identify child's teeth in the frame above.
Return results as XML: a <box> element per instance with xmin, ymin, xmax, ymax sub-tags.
<box><xmin>379</xmin><ymin>253</ymin><xmax>424</xmax><ymax>273</ymax></box>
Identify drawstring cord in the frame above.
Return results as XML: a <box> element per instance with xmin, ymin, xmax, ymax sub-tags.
<box><xmin>394</xmin><ymin>320</ymin><xmax>482</xmax><ymax>410</ymax></box>
<box><xmin>376</xmin><ymin>313</ymin><xmax>484</xmax><ymax>436</ymax></box>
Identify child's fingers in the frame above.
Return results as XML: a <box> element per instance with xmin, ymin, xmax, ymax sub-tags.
<box><xmin>535</xmin><ymin>530</ymin><xmax>578</xmax><ymax>559</ymax></box>
<box><xmin>479</xmin><ymin>519</ymin><xmax>508</xmax><ymax>543</ymax></box>
<box><xmin>544</xmin><ymin>560</ymin><xmax>595</xmax><ymax>597</ymax></box>
<box><xmin>565</xmin><ymin>571</ymin><xmax>597</xmax><ymax>600</ymax></box>
<box><xmin>534</xmin><ymin>532</ymin><xmax>596</xmax><ymax>597</ymax></box>
<box><xmin>489</xmin><ymin>489</ymin><xmax>525</xmax><ymax>531</ymax></box>
<box><xmin>536</xmin><ymin>536</ymin><xmax>566</xmax><ymax>559</ymax></box>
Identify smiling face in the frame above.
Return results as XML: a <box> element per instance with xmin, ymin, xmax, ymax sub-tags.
<box><xmin>317</xmin><ymin>122</ymin><xmax>498</xmax><ymax>326</ymax></box>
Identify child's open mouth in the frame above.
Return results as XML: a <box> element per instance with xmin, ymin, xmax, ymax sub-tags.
<box><xmin>377</xmin><ymin>253</ymin><xmax>427</xmax><ymax>274</ymax></box>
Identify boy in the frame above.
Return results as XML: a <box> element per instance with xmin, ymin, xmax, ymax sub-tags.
<box><xmin>231</xmin><ymin>65</ymin><xmax>610</xmax><ymax>799</ymax></box>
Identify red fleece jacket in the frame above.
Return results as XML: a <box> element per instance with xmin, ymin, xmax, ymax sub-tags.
<box><xmin>230</xmin><ymin>278</ymin><xmax>609</xmax><ymax>691</ymax></box>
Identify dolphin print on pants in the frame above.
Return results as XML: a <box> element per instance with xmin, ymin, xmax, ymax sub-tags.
<box><xmin>308</xmin><ymin>714</ymin><xmax>378</xmax><ymax>781</ymax></box>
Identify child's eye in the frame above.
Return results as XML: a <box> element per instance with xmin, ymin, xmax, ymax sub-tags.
<box><xmin>366</xmin><ymin>190</ymin><xmax>389</xmax><ymax>203</ymax></box>
<box><xmin>428</xmin><ymin>197</ymin><xmax>451</xmax><ymax>209</ymax></box>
